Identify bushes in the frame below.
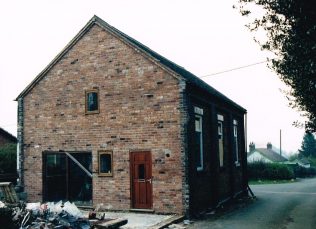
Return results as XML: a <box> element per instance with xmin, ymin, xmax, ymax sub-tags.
<box><xmin>293</xmin><ymin>166</ymin><xmax>316</xmax><ymax>178</ymax></box>
<box><xmin>248</xmin><ymin>161</ymin><xmax>295</xmax><ymax>180</ymax></box>
<box><xmin>248</xmin><ymin>161</ymin><xmax>316</xmax><ymax>181</ymax></box>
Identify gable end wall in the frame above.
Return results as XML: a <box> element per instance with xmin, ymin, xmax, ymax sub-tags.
<box><xmin>21</xmin><ymin>24</ymin><xmax>185</xmax><ymax>214</ymax></box>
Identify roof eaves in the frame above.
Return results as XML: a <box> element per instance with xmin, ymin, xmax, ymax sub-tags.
<box><xmin>0</xmin><ymin>127</ymin><xmax>17</xmax><ymax>142</ymax></box>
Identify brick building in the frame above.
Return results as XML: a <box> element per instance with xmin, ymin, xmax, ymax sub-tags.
<box><xmin>16</xmin><ymin>15</ymin><xmax>248</xmax><ymax>216</ymax></box>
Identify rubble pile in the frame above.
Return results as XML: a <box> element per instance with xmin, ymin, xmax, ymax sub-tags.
<box><xmin>0</xmin><ymin>200</ymin><xmax>128</xmax><ymax>229</ymax></box>
<box><xmin>1</xmin><ymin>201</ymin><xmax>91</xmax><ymax>229</ymax></box>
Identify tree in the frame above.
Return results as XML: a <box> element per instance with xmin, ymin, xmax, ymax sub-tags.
<box><xmin>298</xmin><ymin>132</ymin><xmax>316</xmax><ymax>158</ymax></box>
<box><xmin>236</xmin><ymin>0</ymin><xmax>316</xmax><ymax>132</ymax></box>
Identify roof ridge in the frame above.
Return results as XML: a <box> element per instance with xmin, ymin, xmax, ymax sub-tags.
<box><xmin>92</xmin><ymin>16</ymin><xmax>245</xmax><ymax>112</ymax></box>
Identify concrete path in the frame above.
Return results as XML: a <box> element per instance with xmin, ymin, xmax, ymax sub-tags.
<box><xmin>92</xmin><ymin>211</ymin><xmax>174</xmax><ymax>229</ymax></box>
<box><xmin>188</xmin><ymin>178</ymin><xmax>316</xmax><ymax>229</ymax></box>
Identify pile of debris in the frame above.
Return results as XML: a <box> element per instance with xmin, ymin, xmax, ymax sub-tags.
<box><xmin>0</xmin><ymin>201</ymin><xmax>90</xmax><ymax>229</ymax></box>
<box><xmin>0</xmin><ymin>201</ymin><xmax>127</xmax><ymax>229</ymax></box>
<box><xmin>0</xmin><ymin>182</ymin><xmax>127</xmax><ymax>229</ymax></box>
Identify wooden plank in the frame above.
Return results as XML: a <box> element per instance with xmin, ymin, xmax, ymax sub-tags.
<box><xmin>149</xmin><ymin>215</ymin><xmax>184</xmax><ymax>229</ymax></box>
<box><xmin>93</xmin><ymin>218</ymin><xmax>128</xmax><ymax>229</ymax></box>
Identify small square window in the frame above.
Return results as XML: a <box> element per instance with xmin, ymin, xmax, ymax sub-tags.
<box><xmin>98</xmin><ymin>151</ymin><xmax>113</xmax><ymax>176</ymax></box>
<box><xmin>85</xmin><ymin>89</ymin><xmax>99</xmax><ymax>114</ymax></box>
<box><xmin>218</xmin><ymin>121</ymin><xmax>223</xmax><ymax>137</ymax></box>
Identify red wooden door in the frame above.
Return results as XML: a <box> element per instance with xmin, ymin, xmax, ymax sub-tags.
<box><xmin>130</xmin><ymin>151</ymin><xmax>152</xmax><ymax>209</ymax></box>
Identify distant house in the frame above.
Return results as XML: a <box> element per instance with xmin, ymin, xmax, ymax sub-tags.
<box><xmin>0</xmin><ymin>127</ymin><xmax>17</xmax><ymax>146</ymax></box>
<box><xmin>247</xmin><ymin>142</ymin><xmax>288</xmax><ymax>163</ymax></box>
<box><xmin>16</xmin><ymin>15</ymin><xmax>248</xmax><ymax>216</ymax></box>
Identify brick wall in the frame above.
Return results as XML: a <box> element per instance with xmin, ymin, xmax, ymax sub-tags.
<box><xmin>22</xmin><ymin>24</ymin><xmax>185</xmax><ymax>214</ymax></box>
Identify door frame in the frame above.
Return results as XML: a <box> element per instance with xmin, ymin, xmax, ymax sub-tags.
<box><xmin>129</xmin><ymin>151</ymin><xmax>153</xmax><ymax>209</ymax></box>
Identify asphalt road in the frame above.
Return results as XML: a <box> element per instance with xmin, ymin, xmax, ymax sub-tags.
<box><xmin>188</xmin><ymin>178</ymin><xmax>316</xmax><ymax>229</ymax></box>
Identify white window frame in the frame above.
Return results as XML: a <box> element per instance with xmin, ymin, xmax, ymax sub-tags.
<box><xmin>233</xmin><ymin>119</ymin><xmax>240</xmax><ymax>166</ymax></box>
<box><xmin>194</xmin><ymin>106</ymin><xmax>204</xmax><ymax>171</ymax></box>
<box><xmin>218</xmin><ymin>121</ymin><xmax>223</xmax><ymax>137</ymax></box>
<box><xmin>195</xmin><ymin>115</ymin><xmax>203</xmax><ymax>171</ymax></box>
<box><xmin>218</xmin><ymin>114</ymin><xmax>224</xmax><ymax>167</ymax></box>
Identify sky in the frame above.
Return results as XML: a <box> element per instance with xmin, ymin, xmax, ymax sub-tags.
<box><xmin>0</xmin><ymin>0</ymin><xmax>306</xmax><ymax>155</ymax></box>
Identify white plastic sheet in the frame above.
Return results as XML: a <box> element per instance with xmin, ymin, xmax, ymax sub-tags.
<box><xmin>0</xmin><ymin>201</ymin><xmax>5</xmax><ymax>208</ymax></box>
<box><xmin>63</xmin><ymin>201</ymin><xmax>83</xmax><ymax>218</ymax></box>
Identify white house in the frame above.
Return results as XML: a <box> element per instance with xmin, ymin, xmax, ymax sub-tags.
<box><xmin>247</xmin><ymin>142</ymin><xmax>288</xmax><ymax>163</ymax></box>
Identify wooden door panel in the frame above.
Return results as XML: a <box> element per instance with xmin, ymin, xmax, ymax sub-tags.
<box><xmin>130</xmin><ymin>152</ymin><xmax>152</xmax><ymax>209</ymax></box>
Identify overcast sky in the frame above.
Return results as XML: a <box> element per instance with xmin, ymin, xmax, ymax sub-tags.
<box><xmin>0</xmin><ymin>0</ymin><xmax>306</xmax><ymax>154</ymax></box>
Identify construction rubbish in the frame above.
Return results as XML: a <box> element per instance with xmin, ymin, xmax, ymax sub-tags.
<box><xmin>0</xmin><ymin>200</ymin><xmax>5</xmax><ymax>208</ymax></box>
<box><xmin>0</xmin><ymin>201</ymin><xmax>127</xmax><ymax>229</ymax></box>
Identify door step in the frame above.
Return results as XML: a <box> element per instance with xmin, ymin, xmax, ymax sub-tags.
<box><xmin>130</xmin><ymin>208</ymin><xmax>155</xmax><ymax>213</ymax></box>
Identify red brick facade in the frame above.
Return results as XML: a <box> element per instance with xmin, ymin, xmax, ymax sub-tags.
<box><xmin>21</xmin><ymin>23</ymin><xmax>185</xmax><ymax>214</ymax></box>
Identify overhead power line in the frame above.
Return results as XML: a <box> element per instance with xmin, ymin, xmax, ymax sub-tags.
<box><xmin>200</xmin><ymin>60</ymin><xmax>269</xmax><ymax>78</ymax></box>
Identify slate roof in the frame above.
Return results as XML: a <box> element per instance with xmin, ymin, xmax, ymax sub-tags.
<box><xmin>0</xmin><ymin>127</ymin><xmax>17</xmax><ymax>143</ymax></box>
<box><xmin>249</xmin><ymin>148</ymin><xmax>288</xmax><ymax>162</ymax></box>
<box><xmin>297</xmin><ymin>157</ymin><xmax>310</xmax><ymax>165</ymax></box>
<box><xmin>16</xmin><ymin>15</ymin><xmax>246</xmax><ymax>113</ymax></box>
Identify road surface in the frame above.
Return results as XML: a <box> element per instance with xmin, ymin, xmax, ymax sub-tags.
<box><xmin>188</xmin><ymin>178</ymin><xmax>316</xmax><ymax>229</ymax></box>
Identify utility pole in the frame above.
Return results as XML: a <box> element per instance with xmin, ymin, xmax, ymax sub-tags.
<box><xmin>280</xmin><ymin>129</ymin><xmax>282</xmax><ymax>156</ymax></box>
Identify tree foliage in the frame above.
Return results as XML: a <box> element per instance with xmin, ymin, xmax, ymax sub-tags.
<box><xmin>0</xmin><ymin>143</ymin><xmax>17</xmax><ymax>174</ymax></box>
<box><xmin>299</xmin><ymin>132</ymin><xmax>316</xmax><ymax>157</ymax></box>
<box><xmin>237</xmin><ymin>0</ymin><xmax>316</xmax><ymax>132</ymax></box>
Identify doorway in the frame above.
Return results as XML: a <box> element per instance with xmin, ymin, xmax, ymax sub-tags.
<box><xmin>130</xmin><ymin>151</ymin><xmax>153</xmax><ymax>209</ymax></box>
<box><xmin>43</xmin><ymin>152</ymin><xmax>92</xmax><ymax>206</ymax></box>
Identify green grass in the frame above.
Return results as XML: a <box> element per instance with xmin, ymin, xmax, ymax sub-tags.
<box><xmin>249</xmin><ymin>179</ymin><xmax>297</xmax><ymax>185</ymax></box>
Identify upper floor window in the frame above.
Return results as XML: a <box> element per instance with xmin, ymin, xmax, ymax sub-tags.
<box><xmin>233</xmin><ymin>119</ymin><xmax>240</xmax><ymax>166</ymax></box>
<box><xmin>218</xmin><ymin>114</ymin><xmax>224</xmax><ymax>167</ymax></box>
<box><xmin>85</xmin><ymin>89</ymin><xmax>99</xmax><ymax>114</ymax></box>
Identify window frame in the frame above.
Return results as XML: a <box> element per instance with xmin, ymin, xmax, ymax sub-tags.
<box><xmin>194</xmin><ymin>106</ymin><xmax>204</xmax><ymax>172</ymax></box>
<box><xmin>85</xmin><ymin>89</ymin><xmax>100</xmax><ymax>115</ymax></box>
<box><xmin>98</xmin><ymin>151</ymin><xmax>113</xmax><ymax>177</ymax></box>
<box><xmin>233</xmin><ymin>119</ymin><xmax>240</xmax><ymax>166</ymax></box>
<box><xmin>218</xmin><ymin>114</ymin><xmax>224</xmax><ymax>167</ymax></box>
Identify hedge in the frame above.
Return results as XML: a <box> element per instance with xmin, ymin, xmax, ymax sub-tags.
<box><xmin>248</xmin><ymin>161</ymin><xmax>295</xmax><ymax>180</ymax></box>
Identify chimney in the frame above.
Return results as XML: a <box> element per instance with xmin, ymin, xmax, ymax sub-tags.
<box><xmin>267</xmin><ymin>142</ymin><xmax>272</xmax><ymax>150</ymax></box>
<box><xmin>249</xmin><ymin>142</ymin><xmax>255</xmax><ymax>152</ymax></box>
